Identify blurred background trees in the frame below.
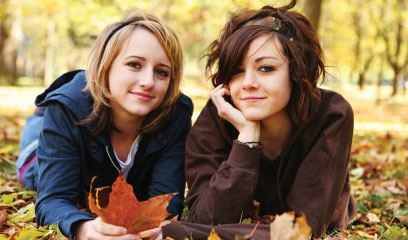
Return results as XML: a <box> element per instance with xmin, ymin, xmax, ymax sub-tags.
<box><xmin>0</xmin><ymin>0</ymin><xmax>407</xmax><ymax>97</ymax></box>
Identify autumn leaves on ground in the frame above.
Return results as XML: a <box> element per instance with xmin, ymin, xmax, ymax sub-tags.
<box><xmin>1</xmin><ymin>85</ymin><xmax>408</xmax><ymax>239</ymax></box>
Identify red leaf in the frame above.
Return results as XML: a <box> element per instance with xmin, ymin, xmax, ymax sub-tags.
<box><xmin>88</xmin><ymin>174</ymin><xmax>175</xmax><ymax>234</ymax></box>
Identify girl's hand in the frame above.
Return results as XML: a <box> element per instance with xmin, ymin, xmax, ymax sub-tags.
<box><xmin>210</xmin><ymin>84</ymin><xmax>260</xmax><ymax>142</ymax></box>
<box><xmin>137</xmin><ymin>220</ymin><xmax>171</xmax><ymax>240</ymax></box>
<box><xmin>138</xmin><ymin>227</ymin><xmax>162</xmax><ymax>240</ymax></box>
<box><xmin>76</xmin><ymin>217</ymin><xmax>139</xmax><ymax>240</ymax></box>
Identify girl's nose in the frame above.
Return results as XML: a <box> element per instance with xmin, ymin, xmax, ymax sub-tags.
<box><xmin>139</xmin><ymin>68</ymin><xmax>154</xmax><ymax>89</ymax></box>
<box><xmin>242</xmin><ymin>71</ymin><xmax>260</xmax><ymax>89</ymax></box>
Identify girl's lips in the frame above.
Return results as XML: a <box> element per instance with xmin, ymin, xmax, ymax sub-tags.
<box><xmin>131</xmin><ymin>92</ymin><xmax>153</xmax><ymax>101</ymax></box>
<box><xmin>241</xmin><ymin>97</ymin><xmax>265</xmax><ymax>102</ymax></box>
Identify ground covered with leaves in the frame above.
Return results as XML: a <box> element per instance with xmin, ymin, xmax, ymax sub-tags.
<box><xmin>1</xmin><ymin>115</ymin><xmax>408</xmax><ymax>239</ymax></box>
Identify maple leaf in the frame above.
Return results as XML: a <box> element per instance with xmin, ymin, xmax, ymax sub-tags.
<box><xmin>88</xmin><ymin>174</ymin><xmax>176</xmax><ymax>234</ymax></box>
<box><xmin>270</xmin><ymin>212</ymin><xmax>311</xmax><ymax>240</ymax></box>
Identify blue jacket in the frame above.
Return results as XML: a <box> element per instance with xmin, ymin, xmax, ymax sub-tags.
<box><xmin>33</xmin><ymin>70</ymin><xmax>193</xmax><ymax>238</ymax></box>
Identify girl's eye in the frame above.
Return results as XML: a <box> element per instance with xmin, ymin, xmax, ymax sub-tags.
<box><xmin>156</xmin><ymin>69</ymin><xmax>170</xmax><ymax>78</ymax></box>
<box><xmin>127</xmin><ymin>62</ymin><xmax>141</xmax><ymax>69</ymax></box>
<box><xmin>259</xmin><ymin>65</ymin><xmax>275</xmax><ymax>72</ymax></box>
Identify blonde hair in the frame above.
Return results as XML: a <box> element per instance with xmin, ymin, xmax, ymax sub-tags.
<box><xmin>82</xmin><ymin>10</ymin><xmax>183</xmax><ymax>134</ymax></box>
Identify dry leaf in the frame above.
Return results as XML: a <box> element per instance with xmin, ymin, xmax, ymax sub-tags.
<box><xmin>88</xmin><ymin>174</ymin><xmax>175</xmax><ymax>234</ymax></box>
<box><xmin>366</xmin><ymin>213</ymin><xmax>380</xmax><ymax>224</ymax></box>
<box><xmin>270</xmin><ymin>212</ymin><xmax>311</xmax><ymax>240</ymax></box>
<box><xmin>208</xmin><ymin>228</ymin><xmax>221</xmax><ymax>240</ymax></box>
<box><xmin>396</xmin><ymin>215</ymin><xmax>408</xmax><ymax>225</ymax></box>
<box><xmin>0</xmin><ymin>211</ymin><xmax>9</xmax><ymax>232</ymax></box>
<box><xmin>385</xmin><ymin>198</ymin><xmax>402</xmax><ymax>211</ymax></box>
<box><xmin>352</xmin><ymin>230</ymin><xmax>378</xmax><ymax>239</ymax></box>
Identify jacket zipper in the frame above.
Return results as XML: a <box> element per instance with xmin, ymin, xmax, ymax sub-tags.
<box><xmin>106</xmin><ymin>146</ymin><xmax>121</xmax><ymax>173</ymax></box>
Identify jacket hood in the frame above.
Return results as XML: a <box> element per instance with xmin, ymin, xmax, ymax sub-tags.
<box><xmin>35</xmin><ymin>70</ymin><xmax>93</xmax><ymax>121</ymax></box>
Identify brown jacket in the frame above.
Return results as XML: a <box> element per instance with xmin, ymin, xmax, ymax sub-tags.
<box><xmin>163</xmin><ymin>88</ymin><xmax>356</xmax><ymax>239</ymax></box>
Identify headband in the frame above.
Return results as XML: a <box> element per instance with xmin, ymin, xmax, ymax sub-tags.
<box><xmin>101</xmin><ymin>19</ymin><xmax>140</xmax><ymax>55</ymax></box>
<box><xmin>244</xmin><ymin>16</ymin><xmax>294</xmax><ymax>41</ymax></box>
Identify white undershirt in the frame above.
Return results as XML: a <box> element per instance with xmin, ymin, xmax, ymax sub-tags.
<box><xmin>113</xmin><ymin>134</ymin><xmax>142</xmax><ymax>178</ymax></box>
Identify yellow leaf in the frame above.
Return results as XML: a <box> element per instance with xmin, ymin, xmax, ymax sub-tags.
<box><xmin>11</xmin><ymin>203</ymin><xmax>35</xmax><ymax>223</ymax></box>
<box><xmin>208</xmin><ymin>228</ymin><xmax>221</xmax><ymax>240</ymax></box>
<box><xmin>270</xmin><ymin>212</ymin><xmax>311</xmax><ymax>240</ymax></box>
<box><xmin>15</xmin><ymin>227</ymin><xmax>48</xmax><ymax>240</ymax></box>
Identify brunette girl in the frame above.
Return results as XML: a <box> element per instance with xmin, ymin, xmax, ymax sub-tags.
<box><xmin>160</xmin><ymin>1</ymin><xmax>356</xmax><ymax>239</ymax></box>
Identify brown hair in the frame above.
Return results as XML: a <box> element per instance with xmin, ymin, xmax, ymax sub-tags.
<box><xmin>205</xmin><ymin>0</ymin><xmax>324</xmax><ymax>127</ymax></box>
<box><xmin>82</xmin><ymin>10</ymin><xmax>183</xmax><ymax>134</ymax></box>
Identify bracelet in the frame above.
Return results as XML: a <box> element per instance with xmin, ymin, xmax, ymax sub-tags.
<box><xmin>235</xmin><ymin>139</ymin><xmax>261</xmax><ymax>148</ymax></box>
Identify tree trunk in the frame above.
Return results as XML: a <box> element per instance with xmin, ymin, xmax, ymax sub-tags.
<box><xmin>376</xmin><ymin>69</ymin><xmax>382</xmax><ymax>104</ymax></box>
<box><xmin>376</xmin><ymin>55</ymin><xmax>384</xmax><ymax>103</ymax></box>
<box><xmin>358</xmin><ymin>73</ymin><xmax>365</xmax><ymax>90</ymax></box>
<box><xmin>392</xmin><ymin>70</ymin><xmax>401</xmax><ymax>96</ymax></box>
<box><xmin>44</xmin><ymin>15</ymin><xmax>55</xmax><ymax>87</ymax></box>
<box><xmin>303</xmin><ymin>0</ymin><xmax>324</xmax><ymax>31</ymax></box>
<box><xmin>0</xmin><ymin>5</ymin><xmax>23</xmax><ymax>85</ymax></box>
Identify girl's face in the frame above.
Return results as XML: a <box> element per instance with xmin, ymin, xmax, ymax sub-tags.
<box><xmin>229</xmin><ymin>34</ymin><xmax>291</xmax><ymax>122</ymax></box>
<box><xmin>108</xmin><ymin>28</ymin><xmax>171</xmax><ymax>123</ymax></box>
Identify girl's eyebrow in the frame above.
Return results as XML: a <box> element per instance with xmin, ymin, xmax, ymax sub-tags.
<box><xmin>255</xmin><ymin>56</ymin><xmax>278</xmax><ymax>62</ymax></box>
<box><xmin>125</xmin><ymin>55</ymin><xmax>145</xmax><ymax>61</ymax></box>
<box><xmin>158</xmin><ymin>63</ymin><xmax>171</xmax><ymax>70</ymax></box>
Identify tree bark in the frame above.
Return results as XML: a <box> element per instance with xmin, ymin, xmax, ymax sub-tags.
<box><xmin>0</xmin><ymin>4</ymin><xmax>23</xmax><ymax>85</ymax></box>
<box><xmin>391</xmin><ymin>67</ymin><xmax>401</xmax><ymax>96</ymax></box>
<box><xmin>44</xmin><ymin>15</ymin><xmax>55</xmax><ymax>87</ymax></box>
<box><xmin>303</xmin><ymin>0</ymin><xmax>324</xmax><ymax>31</ymax></box>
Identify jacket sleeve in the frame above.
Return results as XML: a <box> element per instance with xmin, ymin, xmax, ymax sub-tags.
<box><xmin>285</xmin><ymin>99</ymin><xmax>354</xmax><ymax>238</ymax></box>
<box><xmin>148</xmin><ymin>103</ymin><xmax>193</xmax><ymax>218</ymax></box>
<box><xmin>35</xmin><ymin>103</ymin><xmax>93</xmax><ymax>239</ymax></box>
<box><xmin>185</xmin><ymin>100</ymin><xmax>262</xmax><ymax>224</ymax></box>
<box><xmin>162</xmin><ymin>221</ymin><xmax>270</xmax><ymax>240</ymax></box>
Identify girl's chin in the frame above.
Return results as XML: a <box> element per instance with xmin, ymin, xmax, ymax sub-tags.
<box><xmin>242</xmin><ymin>113</ymin><xmax>266</xmax><ymax>121</ymax></box>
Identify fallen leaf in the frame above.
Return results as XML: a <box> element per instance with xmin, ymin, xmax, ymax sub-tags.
<box><xmin>396</xmin><ymin>215</ymin><xmax>408</xmax><ymax>226</ymax></box>
<box><xmin>0</xmin><ymin>211</ymin><xmax>9</xmax><ymax>232</ymax></box>
<box><xmin>366</xmin><ymin>213</ymin><xmax>380</xmax><ymax>224</ymax></box>
<box><xmin>352</xmin><ymin>230</ymin><xmax>378</xmax><ymax>239</ymax></box>
<box><xmin>0</xmin><ymin>234</ymin><xmax>9</xmax><ymax>240</ymax></box>
<box><xmin>88</xmin><ymin>174</ymin><xmax>175</xmax><ymax>234</ymax></box>
<box><xmin>14</xmin><ymin>227</ymin><xmax>50</xmax><ymax>240</ymax></box>
<box><xmin>207</xmin><ymin>228</ymin><xmax>221</xmax><ymax>240</ymax></box>
<box><xmin>350</xmin><ymin>167</ymin><xmax>364</xmax><ymax>179</ymax></box>
<box><xmin>385</xmin><ymin>198</ymin><xmax>402</xmax><ymax>211</ymax></box>
<box><xmin>270</xmin><ymin>212</ymin><xmax>311</xmax><ymax>240</ymax></box>
<box><xmin>10</xmin><ymin>203</ymin><xmax>35</xmax><ymax>223</ymax></box>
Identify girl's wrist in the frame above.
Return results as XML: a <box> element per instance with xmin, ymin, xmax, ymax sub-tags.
<box><xmin>237</xmin><ymin>124</ymin><xmax>260</xmax><ymax>142</ymax></box>
<box><xmin>235</xmin><ymin>139</ymin><xmax>262</xmax><ymax>148</ymax></box>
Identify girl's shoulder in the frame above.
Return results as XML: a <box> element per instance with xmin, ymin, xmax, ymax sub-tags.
<box><xmin>35</xmin><ymin>70</ymin><xmax>93</xmax><ymax>121</ymax></box>
<box><xmin>319</xmin><ymin>88</ymin><xmax>353</xmax><ymax>113</ymax></box>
